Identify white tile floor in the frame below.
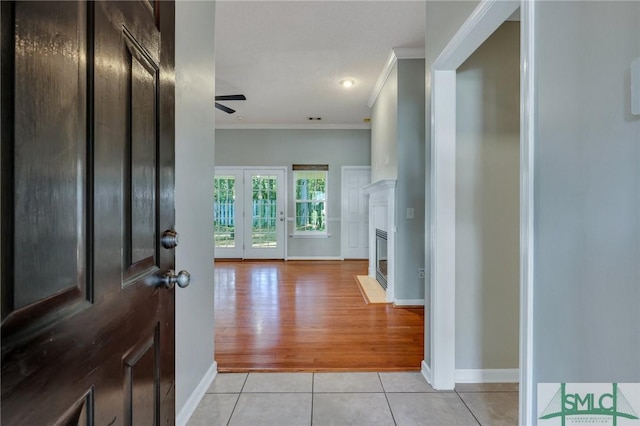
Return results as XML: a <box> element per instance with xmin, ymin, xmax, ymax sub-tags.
<box><xmin>188</xmin><ymin>372</ymin><xmax>519</xmax><ymax>426</ymax></box>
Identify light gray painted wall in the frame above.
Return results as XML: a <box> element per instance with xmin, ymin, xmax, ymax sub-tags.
<box><xmin>534</xmin><ymin>0</ymin><xmax>640</xmax><ymax>390</ymax></box>
<box><xmin>371</xmin><ymin>59</ymin><xmax>426</xmax><ymax>301</ymax></box>
<box><xmin>424</xmin><ymin>0</ymin><xmax>480</xmax><ymax>367</ymax></box>
<box><xmin>396</xmin><ymin>59</ymin><xmax>426</xmax><ymax>301</ymax></box>
<box><xmin>215</xmin><ymin>129</ymin><xmax>371</xmax><ymax>258</ymax></box>
<box><xmin>175</xmin><ymin>1</ymin><xmax>216</xmax><ymax>414</ymax></box>
<box><xmin>371</xmin><ymin>65</ymin><xmax>398</xmax><ymax>182</ymax></box>
<box><xmin>455</xmin><ymin>22</ymin><xmax>520</xmax><ymax>370</ymax></box>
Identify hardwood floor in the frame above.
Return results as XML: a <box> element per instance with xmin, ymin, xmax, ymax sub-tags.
<box><xmin>214</xmin><ymin>260</ymin><xmax>424</xmax><ymax>372</ymax></box>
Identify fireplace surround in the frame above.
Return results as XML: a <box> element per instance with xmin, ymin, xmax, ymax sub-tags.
<box><xmin>363</xmin><ymin>179</ymin><xmax>396</xmax><ymax>302</ymax></box>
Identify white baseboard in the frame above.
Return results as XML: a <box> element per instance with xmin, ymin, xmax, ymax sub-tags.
<box><xmin>286</xmin><ymin>256</ymin><xmax>343</xmax><ymax>261</ymax></box>
<box><xmin>176</xmin><ymin>362</ymin><xmax>217</xmax><ymax>426</ymax></box>
<box><xmin>394</xmin><ymin>299</ymin><xmax>425</xmax><ymax>306</ymax></box>
<box><xmin>421</xmin><ymin>360</ymin><xmax>433</xmax><ymax>385</ymax></box>
<box><xmin>455</xmin><ymin>368</ymin><xmax>519</xmax><ymax>383</ymax></box>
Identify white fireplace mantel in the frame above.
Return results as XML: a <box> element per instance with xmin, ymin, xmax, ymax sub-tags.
<box><xmin>363</xmin><ymin>179</ymin><xmax>396</xmax><ymax>302</ymax></box>
<box><xmin>363</xmin><ymin>178</ymin><xmax>397</xmax><ymax>195</ymax></box>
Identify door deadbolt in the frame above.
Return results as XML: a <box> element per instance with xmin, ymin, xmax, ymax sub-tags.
<box><xmin>161</xmin><ymin>230</ymin><xmax>179</xmax><ymax>249</ymax></box>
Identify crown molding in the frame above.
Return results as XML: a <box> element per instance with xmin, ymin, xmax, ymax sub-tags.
<box><xmin>367</xmin><ymin>47</ymin><xmax>425</xmax><ymax>108</ymax></box>
<box><xmin>215</xmin><ymin>123</ymin><xmax>371</xmax><ymax>130</ymax></box>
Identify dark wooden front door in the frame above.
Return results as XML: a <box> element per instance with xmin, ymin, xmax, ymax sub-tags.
<box><xmin>1</xmin><ymin>1</ymin><xmax>176</xmax><ymax>424</ymax></box>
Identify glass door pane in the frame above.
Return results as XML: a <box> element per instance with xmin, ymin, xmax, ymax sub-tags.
<box><xmin>214</xmin><ymin>175</ymin><xmax>236</xmax><ymax>248</ymax></box>
<box><xmin>214</xmin><ymin>168</ymin><xmax>244</xmax><ymax>258</ymax></box>
<box><xmin>244</xmin><ymin>169</ymin><xmax>285</xmax><ymax>259</ymax></box>
<box><xmin>250</xmin><ymin>175</ymin><xmax>278</xmax><ymax>248</ymax></box>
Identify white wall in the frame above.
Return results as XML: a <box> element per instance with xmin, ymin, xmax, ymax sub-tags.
<box><xmin>215</xmin><ymin>128</ymin><xmax>371</xmax><ymax>258</ymax></box>
<box><xmin>455</xmin><ymin>22</ymin><xmax>520</xmax><ymax>370</ymax></box>
<box><xmin>533</xmin><ymin>0</ymin><xmax>640</xmax><ymax>390</ymax></box>
<box><xmin>371</xmin><ymin>65</ymin><xmax>398</xmax><ymax>182</ymax></box>
<box><xmin>175</xmin><ymin>0</ymin><xmax>217</xmax><ymax>418</ymax></box>
<box><xmin>424</xmin><ymin>0</ymin><xmax>481</xmax><ymax>367</ymax></box>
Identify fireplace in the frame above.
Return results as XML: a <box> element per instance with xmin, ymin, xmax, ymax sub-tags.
<box><xmin>364</xmin><ymin>178</ymin><xmax>396</xmax><ymax>302</ymax></box>
<box><xmin>375</xmin><ymin>229</ymin><xmax>388</xmax><ymax>290</ymax></box>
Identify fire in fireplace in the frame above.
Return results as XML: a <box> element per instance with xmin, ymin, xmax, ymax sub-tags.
<box><xmin>375</xmin><ymin>229</ymin><xmax>388</xmax><ymax>290</ymax></box>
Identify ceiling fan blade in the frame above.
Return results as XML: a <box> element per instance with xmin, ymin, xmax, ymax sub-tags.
<box><xmin>215</xmin><ymin>94</ymin><xmax>246</xmax><ymax>101</ymax></box>
<box><xmin>215</xmin><ymin>102</ymin><xmax>236</xmax><ymax>114</ymax></box>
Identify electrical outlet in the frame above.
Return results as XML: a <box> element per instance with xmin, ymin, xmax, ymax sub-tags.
<box><xmin>418</xmin><ymin>268</ymin><xmax>425</xmax><ymax>278</ymax></box>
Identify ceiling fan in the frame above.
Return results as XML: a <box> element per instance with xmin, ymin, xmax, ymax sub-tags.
<box><xmin>215</xmin><ymin>94</ymin><xmax>246</xmax><ymax>114</ymax></box>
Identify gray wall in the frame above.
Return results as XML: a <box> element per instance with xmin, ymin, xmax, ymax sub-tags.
<box><xmin>425</xmin><ymin>1</ymin><xmax>640</xmax><ymax>417</ymax></box>
<box><xmin>371</xmin><ymin>58</ymin><xmax>426</xmax><ymax>302</ymax></box>
<box><xmin>533</xmin><ymin>0</ymin><xmax>640</xmax><ymax>389</ymax></box>
<box><xmin>396</xmin><ymin>59</ymin><xmax>426</xmax><ymax>301</ymax></box>
<box><xmin>215</xmin><ymin>129</ymin><xmax>371</xmax><ymax>258</ymax></box>
<box><xmin>455</xmin><ymin>22</ymin><xmax>520</xmax><ymax>370</ymax></box>
<box><xmin>424</xmin><ymin>0</ymin><xmax>480</xmax><ymax>366</ymax></box>
<box><xmin>175</xmin><ymin>1</ymin><xmax>217</xmax><ymax>415</ymax></box>
<box><xmin>371</xmin><ymin>65</ymin><xmax>398</xmax><ymax>182</ymax></box>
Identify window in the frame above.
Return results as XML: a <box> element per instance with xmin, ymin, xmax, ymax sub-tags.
<box><xmin>293</xmin><ymin>165</ymin><xmax>328</xmax><ymax>235</ymax></box>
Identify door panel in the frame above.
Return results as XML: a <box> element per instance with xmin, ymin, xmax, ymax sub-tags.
<box><xmin>123</xmin><ymin>23</ymin><xmax>160</xmax><ymax>283</ymax></box>
<box><xmin>5</xmin><ymin>0</ymin><xmax>89</xmax><ymax>319</ymax></box>
<box><xmin>244</xmin><ymin>169</ymin><xmax>286</xmax><ymax>259</ymax></box>
<box><xmin>123</xmin><ymin>328</ymin><xmax>159</xmax><ymax>426</ymax></box>
<box><xmin>1</xmin><ymin>1</ymin><xmax>176</xmax><ymax>424</ymax></box>
<box><xmin>127</xmin><ymin>29</ymin><xmax>158</xmax><ymax>267</ymax></box>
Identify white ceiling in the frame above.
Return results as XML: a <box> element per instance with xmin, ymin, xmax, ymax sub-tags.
<box><xmin>214</xmin><ymin>1</ymin><xmax>426</xmax><ymax>128</ymax></box>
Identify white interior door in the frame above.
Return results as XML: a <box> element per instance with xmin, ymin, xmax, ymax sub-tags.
<box><xmin>214</xmin><ymin>168</ymin><xmax>244</xmax><ymax>258</ymax></box>
<box><xmin>243</xmin><ymin>169</ymin><xmax>286</xmax><ymax>259</ymax></box>
<box><xmin>341</xmin><ymin>166</ymin><xmax>371</xmax><ymax>259</ymax></box>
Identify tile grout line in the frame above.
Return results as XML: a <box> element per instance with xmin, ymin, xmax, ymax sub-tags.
<box><xmin>225</xmin><ymin>373</ymin><xmax>250</xmax><ymax>426</ymax></box>
<box><xmin>377</xmin><ymin>372</ymin><xmax>387</xmax><ymax>393</ymax></box>
<box><xmin>240</xmin><ymin>372</ymin><xmax>250</xmax><ymax>393</ymax></box>
<box><xmin>310</xmin><ymin>373</ymin><xmax>315</xmax><ymax>426</ymax></box>
<box><xmin>378</xmin><ymin>372</ymin><xmax>398</xmax><ymax>425</ymax></box>
<box><xmin>454</xmin><ymin>388</ymin><xmax>482</xmax><ymax>426</ymax></box>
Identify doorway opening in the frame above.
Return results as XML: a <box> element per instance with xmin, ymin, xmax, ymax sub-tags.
<box><xmin>455</xmin><ymin>19</ymin><xmax>520</xmax><ymax>382</ymax></box>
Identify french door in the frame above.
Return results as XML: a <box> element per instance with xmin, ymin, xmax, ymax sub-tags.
<box><xmin>214</xmin><ymin>167</ymin><xmax>286</xmax><ymax>259</ymax></box>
